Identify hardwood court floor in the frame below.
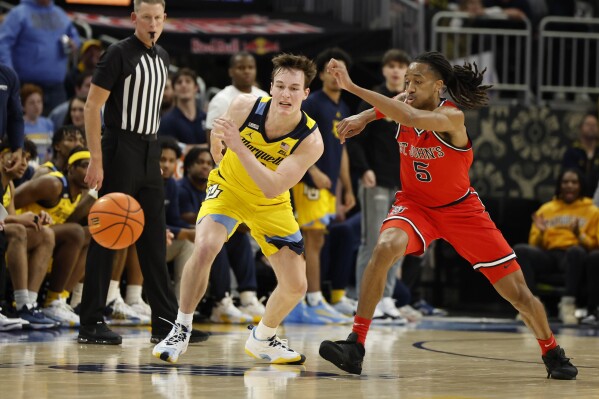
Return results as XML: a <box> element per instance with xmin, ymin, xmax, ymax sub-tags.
<box><xmin>1</xmin><ymin>318</ymin><xmax>598</xmax><ymax>399</ymax></box>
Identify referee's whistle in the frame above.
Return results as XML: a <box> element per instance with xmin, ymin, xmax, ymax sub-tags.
<box><xmin>149</xmin><ymin>32</ymin><xmax>156</xmax><ymax>56</ymax></box>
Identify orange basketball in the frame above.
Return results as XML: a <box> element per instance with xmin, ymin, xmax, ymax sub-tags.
<box><xmin>88</xmin><ymin>192</ymin><xmax>145</xmax><ymax>250</ymax></box>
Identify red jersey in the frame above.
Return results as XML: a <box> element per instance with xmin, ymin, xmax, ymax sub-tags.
<box><xmin>396</xmin><ymin>99</ymin><xmax>473</xmax><ymax>208</ymax></box>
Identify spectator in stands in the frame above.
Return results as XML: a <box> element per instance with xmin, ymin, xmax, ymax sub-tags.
<box><xmin>514</xmin><ymin>167</ymin><xmax>598</xmax><ymax>324</ymax></box>
<box><xmin>65</xmin><ymin>39</ymin><xmax>103</xmax><ymax>99</ymax></box>
<box><xmin>62</xmin><ymin>97</ymin><xmax>86</xmax><ymax>132</ymax></box>
<box><xmin>21</xmin><ymin>84</ymin><xmax>54</xmax><ymax>163</ymax></box>
<box><xmin>21</xmin><ymin>83</ymin><xmax>54</xmax><ymax>162</ymax></box>
<box><xmin>450</xmin><ymin>0</ymin><xmax>526</xmax><ymax>28</ymax></box>
<box><xmin>482</xmin><ymin>0</ymin><xmax>532</xmax><ymax>21</ymax></box>
<box><xmin>160</xmin><ymin>74</ymin><xmax>175</xmax><ymax>117</ymax></box>
<box><xmin>0</xmin><ymin>0</ymin><xmax>81</xmax><ymax>113</ymax></box>
<box><xmin>562</xmin><ymin>113</ymin><xmax>599</xmax><ymax>198</ymax></box>
<box><xmin>348</xmin><ymin>49</ymin><xmax>412</xmax><ymax>324</ymax></box>
<box><xmin>451</xmin><ymin>0</ymin><xmax>529</xmax><ymax>22</ymax></box>
<box><xmin>158</xmin><ymin>68</ymin><xmax>207</xmax><ymax>147</ymax></box>
<box><xmin>287</xmin><ymin>47</ymin><xmax>355</xmax><ymax>325</ymax></box>
<box><xmin>49</xmin><ymin>71</ymin><xmax>93</xmax><ymax>129</ymax></box>
<box><xmin>205</xmin><ymin>51</ymin><xmax>268</xmax><ymax>139</ymax></box>
<box><xmin>176</xmin><ymin>142</ymin><xmax>264</xmax><ymax>322</ymax></box>
<box><xmin>2</xmin><ymin>140</ymin><xmax>58</xmax><ymax>329</ymax></box>
<box><xmin>178</xmin><ymin>147</ymin><xmax>213</xmax><ymax>226</ymax></box>
<box><xmin>159</xmin><ymin>137</ymin><xmax>195</xmax><ymax>297</ymax></box>
<box><xmin>447</xmin><ymin>0</ymin><xmax>530</xmax><ymax>58</ymax></box>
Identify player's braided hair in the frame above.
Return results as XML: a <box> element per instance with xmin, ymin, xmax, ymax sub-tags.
<box><xmin>414</xmin><ymin>51</ymin><xmax>492</xmax><ymax>109</ymax></box>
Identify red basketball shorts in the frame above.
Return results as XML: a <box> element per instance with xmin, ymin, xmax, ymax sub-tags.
<box><xmin>381</xmin><ymin>190</ymin><xmax>518</xmax><ymax>284</ymax></box>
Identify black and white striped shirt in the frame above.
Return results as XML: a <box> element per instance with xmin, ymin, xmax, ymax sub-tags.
<box><xmin>92</xmin><ymin>35</ymin><xmax>168</xmax><ymax>135</ymax></box>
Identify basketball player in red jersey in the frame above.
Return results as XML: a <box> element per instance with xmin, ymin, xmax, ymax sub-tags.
<box><xmin>319</xmin><ymin>52</ymin><xmax>578</xmax><ymax>380</ymax></box>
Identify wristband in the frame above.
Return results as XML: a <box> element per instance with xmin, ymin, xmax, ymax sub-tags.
<box><xmin>88</xmin><ymin>188</ymin><xmax>99</xmax><ymax>199</ymax></box>
<box><xmin>374</xmin><ymin>107</ymin><xmax>385</xmax><ymax>120</ymax></box>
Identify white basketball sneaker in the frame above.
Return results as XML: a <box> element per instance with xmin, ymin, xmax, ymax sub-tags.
<box><xmin>210</xmin><ymin>294</ymin><xmax>254</xmax><ymax>324</ymax></box>
<box><xmin>245</xmin><ymin>326</ymin><xmax>306</xmax><ymax>365</ymax></box>
<box><xmin>238</xmin><ymin>295</ymin><xmax>266</xmax><ymax>323</ymax></box>
<box><xmin>152</xmin><ymin>321</ymin><xmax>191</xmax><ymax>363</ymax></box>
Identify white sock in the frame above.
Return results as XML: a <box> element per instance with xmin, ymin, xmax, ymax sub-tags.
<box><xmin>240</xmin><ymin>291</ymin><xmax>257</xmax><ymax>306</ymax></box>
<box><xmin>14</xmin><ymin>289</ymin><xmax>29</xmax><ymax>310</ymax></box>
<box><xmin>175</xmin><ymin>310</ymin><xmax>193</xmax><ymax>329</ymax></box>
<box><xmin>306</xmin><ymin>291</ymin><xmax>323</xmax><ymax>307</ymax></box>
<box><xmin>70</xmin><ymin>283</ymin><xmax>84</xmax><ymax>308</ymax></box>
<box><xmin>254</xmin><ymin>320</ymin><xmax>277</xmax><ymax>340</ymax></box>
<box><xmin>125</xmin><ymin>284</ymin><xmax>143</xmax><ymax>305</ymax></box>
<box><xmin>28</xmin><ymin>290</ymin><xmax>38</xmax><ymax>305</ymax></box>
<box><xmin>106</xmin><ymin>280</ymin><xmax>120</xmax><ymax>305</ymax></box>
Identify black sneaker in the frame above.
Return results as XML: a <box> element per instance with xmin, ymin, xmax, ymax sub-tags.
<box><xmin>319</xmin><ymin>332</ymin><xmax>365</xmax><ymax>375</ymax></box>
<box><xmin>150</xmin><ymin>328</ymin><xmax>210</xmax><ymax>344</ymax></box>
<box><xmin>78</xmin><ymin>322</ymin><xmax>122</xmax><ymax>345</ymax></box>
<box><xmin>542</xmin><ymin>346</ymin><xmax>578</xmax><ymax>380</ymax></box>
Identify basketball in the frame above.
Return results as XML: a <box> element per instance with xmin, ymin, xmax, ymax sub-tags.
<box><xmin>88</xmin><ymin>192</ymin><xmax>145</xmax><ymax>250</ymax></box>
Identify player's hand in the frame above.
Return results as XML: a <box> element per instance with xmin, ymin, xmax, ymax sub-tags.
<box><xmin>326</xmin><ymin>58</ymin><xmax>353</xmax><ymax>91</ymax></box>
<box><xmin>166</xmin><ymin>229</ymin><xmax>174</xmax><ymax>246</ymax></box>
<box><xmin>212</xmin><ymin>118</ymin><xmax>243</xmax><ymax>154</ymax></box>
<box><xmin>4</xmin><ymin>148</ymin><xmax>22</xmax><ymax>174</ymax></box>
<box><xmin>38</xmin><ymin>211</ymin><xmax>53</xmax><ymax>225</ymax></box>
<box><xmin>532</xmin><ymin>213</ymin><xmax>547</xmax><ymax>232</ymax></box>
<box><xmin>337</xmin><ymin>113</ymin><xmax>368</xmax><ymax>144</ymax></box>
<box><xmin>569</xmin><ymin>218</ymin><xmax>581</xmax><ymax>238</ymax></box>
<box><xmin>18</xmin><ymin>211</ymin><xmax>42</xmax><ymax>230</ymax></box>
<box><xmin>361</xmin><ymin>170</ymin><xmax>376</xmax><ymax>188</ymax></box>
<box><xmin>343</xmin><ymin>190</ymin><xmax>356</xmax><ymax>213</ymax></box>
<box><xmin>210</xmin><ymin>131</ymin><xmax>225</xmax><ymax>164</ymax></box>
<box><xmin>85</xmin><ymin>158</ymin><xmax>103</xmax><ymax>191</ymax></box>
<box><xmin>308</xmin><ymin>167</ymin><xmax>332</xmax><ymax>190</ymax></box>
<box><xmin>393</xmin><ymin>92</ymin><xmax>408</xmax><ymax>102</ymax></box>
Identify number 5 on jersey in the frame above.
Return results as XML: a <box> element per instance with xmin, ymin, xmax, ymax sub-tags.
<box><xmin>413</xmin><ymin>161</ymin><xmax>431</xmax><ymax>182</ymax></box>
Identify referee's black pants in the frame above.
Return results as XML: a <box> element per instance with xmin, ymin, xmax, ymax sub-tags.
<box><xmin>80</xmin><ymin>129</ymin><xmax>178</xmax><ymax>335</ymax></box>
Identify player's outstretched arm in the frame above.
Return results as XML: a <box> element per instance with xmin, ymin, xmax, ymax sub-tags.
<box><xmin>327</xmin><ymin>58</ymin><xmax>463</xmax><ymax>135</ymax></box>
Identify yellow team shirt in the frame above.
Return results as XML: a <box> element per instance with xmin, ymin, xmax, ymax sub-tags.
<box><xmin>2</xmin><ymin>184</ymin><xmax>11</xmax><ymax>209</ymax></box>
<box><xmin>40</xmin><ymin>161</ymin><xmax>58</xmax><ymax>172</ymax></box>
<box><xmin>529</xmin><ymin>197</ymin><xmax>599</xmax><ymax>250</ymax></box>
<box><xmin>212</xmin><ymin>96</ymin><xmax>316</xmax><ymax>205</ymax></box>
<box><xmin>19</xmin><ymin>171</ymin><xmax>81</xmax><ymax>224</ymax></box>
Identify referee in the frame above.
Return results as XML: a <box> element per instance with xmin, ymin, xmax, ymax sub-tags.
<box><xmin>78</xmin><ymin>0</ymin><xmax>206</xmax><ymax>344</ymax></box>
